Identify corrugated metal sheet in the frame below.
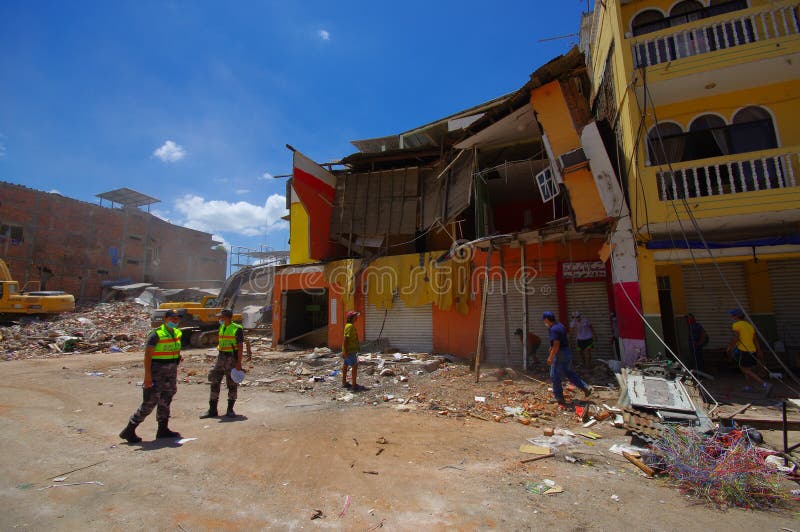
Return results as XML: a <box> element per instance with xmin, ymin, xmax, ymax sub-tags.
<box><xmin>330</xmin><ymin>168</ymin><xmax>419</xmax><ymax>239</ymax></box>
<box><xmin>565</xmin><ymin>281</ymin><xmax>613</xmax><ymax>359</ymax></box>
<box><xmin>769</xmin><ymin>260</ymin><xmax>800</xmax><ymax>349</ymax></box>
<box><xmin>484</xmin><ymin>277</ymin><xmax>558</xmax><ymax>367</ymax></box>
<box><xmin>365</xmin><ymin>297</ymin><xmax>433</xmax><ymax>353</ymax></box>
<box><xmin>682</xmin><ymin>263</ymin><xmax>748</xmax><ymax>350</ymax></box>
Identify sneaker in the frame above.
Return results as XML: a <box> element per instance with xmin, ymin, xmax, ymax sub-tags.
<box><xmin>342</xmin><ymin>382</ymin><xmax>352</xmax><ymax>389</ymax></box>
<box><xmin>583</xmin><ymin>385</ymin><xmax>593</xmax><ymax>398</ymax></box>
<box><xmin>352</xmin><ymin>384</ymin><xmax>369</xmax><ymax>392</ymax></box>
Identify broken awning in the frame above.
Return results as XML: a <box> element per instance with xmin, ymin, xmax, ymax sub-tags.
<box><xmin>292</xmin><ymin>150</ymin><xmax>338</xmax><ymax>260</ymax></box>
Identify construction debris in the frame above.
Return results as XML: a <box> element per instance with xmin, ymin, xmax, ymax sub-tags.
<box><xmin>2</xmin><ymin>301</ymin><xmax>151</xmax><ymax>360</ymax></box>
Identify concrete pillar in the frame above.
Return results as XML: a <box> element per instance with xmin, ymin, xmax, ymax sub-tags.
<box><xmin>610</xmin><ymin>216</ymin><xmax>647</xmax><ymax>365</ymax></box>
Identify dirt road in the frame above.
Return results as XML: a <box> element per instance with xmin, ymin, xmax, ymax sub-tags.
<box><xmin>1</xmin><ymin>352</ymin><xmax>797</xmax><ymax>530</ymax></box>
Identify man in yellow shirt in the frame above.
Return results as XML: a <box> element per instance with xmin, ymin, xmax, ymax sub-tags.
<box><xmin>342</xmin><ymin>311</ymin><xmax>365</xmax><ymax>391</ymax></box>
<box><xmin>726</xmin><ymin>309</ymin><xmax>771</xmax><ymax>395</ymax></box>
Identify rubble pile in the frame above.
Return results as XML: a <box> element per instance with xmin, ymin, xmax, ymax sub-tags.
<box><xmin>1</xmin><ymin>302</ymin><xmax>151</xmax><ymax>360</ymax></box>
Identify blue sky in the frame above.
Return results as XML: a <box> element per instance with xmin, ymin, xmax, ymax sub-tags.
<box><xmin>0</xmin><ymin>1</ymin><xmax>586</xmax><ymax>254</ymax></box>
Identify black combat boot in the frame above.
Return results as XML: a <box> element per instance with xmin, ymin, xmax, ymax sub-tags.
<box><xmin>225</xmin><ymin>400</ymin><xmax>237</xmax><ymax>418</ymax></box>
<box><xmin>156</xmin><ymin>420</ymin><xmax>181</xmax><ymax>439</ymax></box>
<box><xmin>199</xmin><ymin>400</ymin><xmax>218</xmax><ymax>419</ymax></box>
<box><xmin>119</xmin><ymin>421</ymin><xmax>142</xmax><ymax>443</ymax></box>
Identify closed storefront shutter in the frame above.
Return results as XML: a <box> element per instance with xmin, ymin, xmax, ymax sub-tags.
<box><xmin>565</xmin><ymin>281</ymin><xmax>613</xmax><ymax>360</ymax></box>
<box><xmin>682</xmin><ymin>263</ymin><xmax>748</xmax><ymax>350</ymax></box>
<box><xmin>365</xmin><ymin>298</ymin><xmax>433</xmax><ymax>353</ymax></box>
<box><xmin>484</xmin><ymin>277</ymin><xmax>558</xmax><ymax>367</ymax></box>
<box><xmin>769</xmin><ymin>260</ymin><xmax>800</xmax><ymax>350</ymax></box>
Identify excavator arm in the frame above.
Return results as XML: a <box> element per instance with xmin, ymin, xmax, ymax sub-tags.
<box><xmin>0</xmin><ymin>259</ymin><xmax>12</xmax><ymax>282</ymax></box>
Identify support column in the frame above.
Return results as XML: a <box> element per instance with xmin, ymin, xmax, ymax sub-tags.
<box><xmin>637</xmin><ymin>247</ymin><xmax>663</xmax><ymax>359</ymax></box>
<box><xmin>610</xmin><ymin>216</ymin><xmax>647</xmax><ymax>365</ymax></box>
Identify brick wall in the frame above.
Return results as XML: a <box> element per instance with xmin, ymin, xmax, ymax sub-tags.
<box><xmin>0</xmin><ymin>182</ymin><xmax>227</xmax><ymax>300</ymax></box>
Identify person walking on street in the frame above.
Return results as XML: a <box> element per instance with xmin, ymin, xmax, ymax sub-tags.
<box><xmin>200</xmin><ymin>309</ymin><xmax>244</xmax><ymax>419</ymax></box>
<box><xmin>687</xmin><ymin>313</ymin><xmax>708</xmax><ymax>372</ymax></box>
<box><xmin>514</xmin><ymin>328</ymin><xmax>541</xmax><ymax>368</ymax></box>
<box><xmin>119</xmin><ymin>309</ymin><xmax>183</xmax><ymax>442</ymax></box>
<box><xmin>544</xmin><ymin>311</ymin><xmax>592</xmax><ymax>407</ymax></box>
<box><xmin>342</xmin><ymin>310</ymin><xmax>365</xmax><ymax>391</ymax></box>
<box><xmin>726</xmin><ymin>309</ymin><xmax>771</xmax><ymax>395</ymax></box>
<box><xmin>569</xmin><ymin>311</ymin><xmax>596</xmax><ymax>368</ymax></box>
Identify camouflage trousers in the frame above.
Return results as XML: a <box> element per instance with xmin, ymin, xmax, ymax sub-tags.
<box><xmin>208</xmin><ymin>352</ymin><xmax>238</xmax><ymax>402</ymax></box>
<box><xmin>129</xmin><ymin>362</ymin><xmax>178</xmax><ymax>424</ymax></box>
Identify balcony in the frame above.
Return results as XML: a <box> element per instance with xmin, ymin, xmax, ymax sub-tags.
<box><xmin>632</xmin><ymin>4</ymin><xmax>800</xmax><ymax>69</ymax></box>
<box><xmin>656</xmin><ymin>148</ymin><xmax>799</xmax><ymax>201</ymax></box>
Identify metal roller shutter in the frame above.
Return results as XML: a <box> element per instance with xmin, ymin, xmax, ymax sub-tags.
<box><xmin>769</xmin><ymin>260</ymin><xmax>800</xmax><ymax>350</ymax></box>
<box><xmin>565</xmin><ymin>281</ymin><xmax>613</xmax><ymax>360</ymax></box>
<box><xmin>365</xmin><ymin>298</ymin><xmax>433</xmax><ymax>353</ymax></box>
<box><xmin>682</xmin><ymin>263</ymin><xmax>748</xmax><ymax>350</ymax></box>
<box><xmin>484</xmin><ymin>278</ymin><xmax>558</xmax><ymax>367</ymax></box>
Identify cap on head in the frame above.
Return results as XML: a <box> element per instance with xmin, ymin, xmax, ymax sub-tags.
<box><xmin>514</xmin><ymin>328</ymin><xmax>523</xmax><ymax>336</ymax></box>
<box><xmin>572</xmin><ymin>311</ymin><xmax>581</xmax><ymax>318</ymax></box>
<box><xmin>542</xmin><ymin>311</ymin><xmax>556</xmax><ymax>321</ymax></box>
<box><xmin>728</xmin><ymin>308</ymin><xmax>744</xmax><ymax>318</ymax></box>
<box><xmin>346</xmin><ymin>311</ymin><xmax>360</xmax><ymax>320</ymax></box>
<box><xmin>216</xmin><ymin>309</ymin><xmax>233</xmax><ymax>318</ymax></box>
<box><xmin>164</xmin><ymin>309</ymin><xmax>182</xmax><ymax>318</ymax></box>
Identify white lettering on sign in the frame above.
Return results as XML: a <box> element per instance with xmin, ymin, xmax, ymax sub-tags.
<box><xmin>562</xmin><ymin>261</ymin><xmax>606</xmax><ymax>280</ymax></box>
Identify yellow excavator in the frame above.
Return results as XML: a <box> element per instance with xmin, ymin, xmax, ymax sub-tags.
<box><xmin>0</xmin><ymin>259</ymin><xmax>75</xmax><ymax>315</ymax></box>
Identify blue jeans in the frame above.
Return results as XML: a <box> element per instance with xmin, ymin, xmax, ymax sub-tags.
<box><xmin>550</xmin><ymin>350</ymin><xmax>587</xmax><ymax>403</ymax></box>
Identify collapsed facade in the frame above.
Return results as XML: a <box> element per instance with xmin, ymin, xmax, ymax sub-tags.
<box><xmin>0</xmin><ymin>183</ymin><xmax>227</xmax><ymax>300</ymax></box>
<box><xmin>273</xmin><ymin>49</ymin><xmax>647</xmax><ymax>367</ymax></box>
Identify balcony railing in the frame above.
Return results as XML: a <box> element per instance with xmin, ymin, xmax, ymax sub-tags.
<box><xmin>633</xmin><ymin>4</ymin><xmax>800</xmax><ymax>68</ymax></box>
<box><xmin>657</xmin><ymin>149</ymin><xmax>799</xmax><ymax>201</ymax></box>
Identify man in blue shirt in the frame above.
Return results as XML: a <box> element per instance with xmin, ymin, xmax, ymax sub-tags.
<box><xmin>543</xmin><ymin>311</ymin><xmax>592</xmax><ymax>406</ymax></box>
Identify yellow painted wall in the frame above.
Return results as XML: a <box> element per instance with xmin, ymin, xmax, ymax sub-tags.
<box><xmin>621</xmin><ymin>0</ymin><xmax>777</xmax><ymax>33</ymax></box>
<box><xmin>744</xmin><ymin>261</ymin><xmax>773</xmax><ymax>313</ymax></box>
<box><xmin>642</xmin><ymin>80</ymin><xmax>800</xmax><ymax>149</ymax></box>
<box><xmin>638</xmin><ymin>248</ymin><xmax>661</xmax><ymax>314</ymax></box>
<box><xmin>656</xmin><ymin>263</ymin><xmax>686</xmax><ymax>314</ymax></box>
<box><xmin>289</xmin><ymin>202</ymin><xmax>312</xmax><ymax>264</ymax></box>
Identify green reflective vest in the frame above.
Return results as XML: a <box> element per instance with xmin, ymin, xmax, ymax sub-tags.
<box><xmin>151</xmin><ymin>324</ymin><xmax>182</xmax><ymax>360</ymax></box>
<box><xmin>218</xmin><ymin>322</ymin><xmax>242</xmax><ymax>353</ymax></box>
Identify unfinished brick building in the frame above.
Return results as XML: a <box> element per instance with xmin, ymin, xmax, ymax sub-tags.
<box><xmin>0</xmin><ymin>182</ymin><xmax>227</xmax><ymax>300</ymax></box>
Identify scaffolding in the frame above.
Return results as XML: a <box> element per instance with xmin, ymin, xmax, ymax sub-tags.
<box><xmin>228</xmin><ymin>245</ymin><xmax>289</xmax><ymax>276</ymax></box>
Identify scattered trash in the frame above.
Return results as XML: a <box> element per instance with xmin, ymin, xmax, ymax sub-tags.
<box><xmin>653</xmin><ymin>426</ymin><xmax>783</xmax><ymax>508</ymax></box>
<box><xmin>474</xmin><ymin>396</ymin><xmax>486</xmax><ymax>403</ymax></box>
<box><xmin>608</xmin><ymin>444</ymin><xmax>648</xmax><ymax>457</ymax></box>
<box><xmin>362</xmin><ymin>470</ymin><xmax>379</xmax><ymax>475</ymax></box>
<box><xmin>339</xmin><ymin>495</ymin><xmax>351</xmax><ymax>518</ymax></box>
<box><xmin>376</xmin><ymin>437</ymin><xmax>388</xmax><ymax>445</ymax></box>
<box><xmin>526</xmin><ymin>479</ymin><xmax>563</xmax><ymax>495</ymax></box>
<box><xmin>38</xmin><ymin>481</ymin><xmax>104</xmax><ymax>491</ymax></box>
<box><xmin>519</xmin><ymin>444</ymin><xmax>551</xmax><ymax>455</ymax></box>
<box><xmin>176</xmin><ymin>438</ymin><xmax>198</xmax><ymax>445</ymax></box>
<box><xmin>611</xmin><ymin>494</ymin><xmax>620</xmax><ymax>502</ymax></box>
<box><xmin>85</xmin><ymin>372</ymin><xmax>105</xmax><ymax>377</ymax></box>
<box><xmin>311</xmin><ymin>509</ymin><xmax>324</xmax><ymax>520</ymax></box>
<box><xmin>765</xmin><ymin>455</ymin><xmax>796</xmax><ymax>474</ymax></box>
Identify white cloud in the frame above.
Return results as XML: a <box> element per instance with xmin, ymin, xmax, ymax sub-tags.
<box><xmin>261</xmin><ymin>172</ymin><xmax>273</xmax><ymax>180</ymax></box>
<box><xmin>174</xmin><ymin>193</ymin><xmax>288</xmax><ymax>237</ymax></box>
<box><xmin>153</xmin><ymin>140</ymin><xmax>186</xmax><ymax>162</ymax></box>
<box><xmin>213</xmin><ymin>177</ymin><xmax>230</xmax><ymax>184</ymax></box>
<box><xmin>0</xmin><ymin>142</ymin><xmax>6</xmax><ymax>158</ymax></box>
<box><xmin>235</xmin><ymin>189</ymin><xmax>250</xmax><ymax>195</ymax></box>
<box><xmin>48</xmin><ymin>189</ymin><xmax>61</xmax><ymax>195</ymax></box>
<box><xmin>319</xmin><ymin>29</ymin><xmax>330</xmax><ymax>41</ymax></box>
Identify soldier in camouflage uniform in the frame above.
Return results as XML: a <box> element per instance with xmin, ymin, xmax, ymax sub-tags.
<box><xmin>200</xmin><ymin>309</ymin><xmax>244</xmax><ymax>419</ymax></box>
<box><xmin>119</xmin><ymin>309</ymin><xmax>183</xmax><ymax>442</ymax></box>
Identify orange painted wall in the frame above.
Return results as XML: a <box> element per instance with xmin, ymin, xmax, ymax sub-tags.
<box><xmin>430</xmin><ymin>240</ymin><xmax>605</xmax><ymax>358</ymax></box>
